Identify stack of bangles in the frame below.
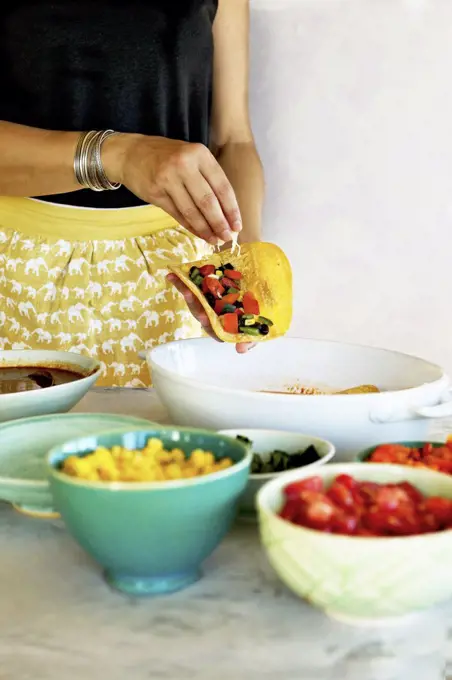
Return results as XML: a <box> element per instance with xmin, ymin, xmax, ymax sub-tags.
<box><xmin>73</xmin><ymin>129</ymin><xmax>121</xmax><ymax>191</ymax></box>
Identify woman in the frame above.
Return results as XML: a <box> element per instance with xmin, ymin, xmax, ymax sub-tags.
<box><xmin>0</xmin><ymin>0</ymin><xmax>264</xmax><ymax>386</ymax></box>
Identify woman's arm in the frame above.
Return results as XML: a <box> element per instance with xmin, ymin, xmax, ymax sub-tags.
<box><xmin>0</xmin><ymin>121</ymin><xmax>82</xmax><ymax>196</ymax></box>
<box><xmin>211</xmin><ymin>0</ymin><xmax>265</xmax><ymax>244</ymax></box>
<box><xmin>0</xmin><ymin>120</ymin><xmax>241</xmax><ymax>244</ymax></box>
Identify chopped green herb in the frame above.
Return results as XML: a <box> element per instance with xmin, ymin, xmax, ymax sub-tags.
<box><xmin>240</xmin><ymin>437</ymin><xmax>322</xmax><ymax>474</ymax></box>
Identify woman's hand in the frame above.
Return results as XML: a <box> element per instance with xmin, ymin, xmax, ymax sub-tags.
<box><xmin>103</xmin><ymin>134</ymin><xmax>242</xmax><ymax>245</ymax></box>
<box><xmin>167</xmin><ymin>274</ymin><xmax>255</xmax><ymax>354</ymax></box>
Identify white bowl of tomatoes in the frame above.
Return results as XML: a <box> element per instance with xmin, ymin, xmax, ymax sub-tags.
<box><xmin>257</xmin><ymin>462</ymin><xmax>452</xmax><ymax>625</ymax></box>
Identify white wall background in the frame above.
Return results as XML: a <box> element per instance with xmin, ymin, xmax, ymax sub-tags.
<box><xmin>249</xmin><ymin>0</ymin><xmax>452</xmax><ymax>373</ymax></box>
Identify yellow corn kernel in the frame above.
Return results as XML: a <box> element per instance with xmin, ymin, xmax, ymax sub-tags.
<box><xmin>171</xmin><ymin>448</ymin><xmax>185</xmax><ymax>464</ymax></box>
<box><xmin>203</xmin><ymin>452</ymin><xmax>215</xmax><ymax>467</ymax></box>
<box><xmin>155</xmin><ymin>450</ymin><xmax>172</xmax><ymax>464</ymax></box>
<box><xmin>190</xmin><ymin>449</ymin><xmax>207</xmax><ymax>469</ymax></box>
<box><xmin>98</xmin><ymin>465</ymin><xmax>120</xmax><ymax>482</ymax></box>
<box><xmin>182</xmin><ymin>468</ymin><xmax>197</xmax><ymax>479</ymax></box>
<box><xmin>217</xmin><ymin>458</ymin><xmax>233</xmax><ymax>470</ymax></box>
<box><xmin>145</xmin><ymin>438</ymin><xmax>164</xmax><ymax>455</ymax></box>
<box><xmin>202</xmin><ymin>465</ymin><xmax>215</xmax><ymax>476</ymax></box>
<box><xmin>165</xmin><ymin>463</ymin><xmax>183</xmax><ymax>480</ymax></box>
<box><xmin>71</xmin><ymin>458</ymin><xmax>93</xmax><ymax>477</ymax></box>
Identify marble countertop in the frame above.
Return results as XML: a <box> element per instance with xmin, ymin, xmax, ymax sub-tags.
<box><xmin>1</xmin><ymin>388</ymin><xmax>451</xmax><ymax>680</ymax></box>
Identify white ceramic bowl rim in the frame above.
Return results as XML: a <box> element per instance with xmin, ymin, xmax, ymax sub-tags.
<box><xmin>149</xmin><ymin>337</ymin><xmax>446</xmax><ymax>400</ymax></box>
<box><xmin>0</xmin><ymin>351</ymin><xmax>101</xmax><ymax>401</ymax></box>
<box><xmin>217</xmin><ymin>428</ymin><xmax>336</xmax><ymax>480</ymax></box>
<box><xmin>47</xmin><ymin>427</ymin><xmax>253</xmax><ymax>492</ymax></box>
<box><xmin>257</xmin><ymin>462</ymin><xmax>452</xmax><ymax>543</ymax></box>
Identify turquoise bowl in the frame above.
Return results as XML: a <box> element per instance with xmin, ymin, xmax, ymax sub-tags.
<box><xmin>47</xmin><ymin>427</ymin><xmax>252</xmax><ymax>596</ymax></box>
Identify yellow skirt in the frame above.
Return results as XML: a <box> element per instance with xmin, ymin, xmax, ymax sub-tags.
<box><xmin>0</xmin><ymin>197</ymin><xmax>212</xmax><ymax>387</ymax></box>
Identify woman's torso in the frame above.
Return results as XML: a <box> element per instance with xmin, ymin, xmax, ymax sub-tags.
<box><xmin>0</xmin><ymin>0</ymin><xmax>218</xmax><ymax>208</ymax></box>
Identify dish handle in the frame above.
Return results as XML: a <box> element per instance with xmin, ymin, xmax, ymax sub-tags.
<box><xmin>413</xmin><ymin>389</ymin><xmax>452</xmax><ymax>419</ymax></box>
<box><xmin>370</xmin><ymin>389</ymin><xmax>452</xmax><ymax>423</ymax></box>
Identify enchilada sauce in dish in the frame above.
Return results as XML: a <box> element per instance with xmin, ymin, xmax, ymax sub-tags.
<box><xmin>0</xmin><ymin>367</ymin><xmax>83</xmax><ymax>394</ymax></box>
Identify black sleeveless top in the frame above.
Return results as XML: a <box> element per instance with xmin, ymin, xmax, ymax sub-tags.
<box><xmin>0</xmin><ymin>0</ymin><xmax>218</xmax><ymax>208</ymax></box>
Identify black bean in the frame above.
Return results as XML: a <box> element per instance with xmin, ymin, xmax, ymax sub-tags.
<box><xmin>205</xmin><ymin>292</ymin><xmax>216</xmax><ymax>307</ymax></box>
<box><xmin>234</xmin><ymin>301</ymin><xmax>244</xmax><ymax>309</ymax></box>
<box><xmin>189</xmin><ymin>266</ymin><xmax>197</xmax><ymax>276</ymax></box>
<box><xmin>224</xmin><ymin>263</ymin><xmax>234</xmax><ymax>270</ymax></box>
<box><xmin>260</xmin><ymin>324</ymin><xmax>270</xmax><ymax>335</ymax></box>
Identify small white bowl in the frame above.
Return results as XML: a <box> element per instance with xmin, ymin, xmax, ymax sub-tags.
<box><xmin>217</xmin><ymin>429</ymin><xmax>335</xmax><ymax>518</ymax></box>
<box><xmin>0</xmin><ymin>350</ymin><xmax>101</xmax><ymax>423</ymax></box>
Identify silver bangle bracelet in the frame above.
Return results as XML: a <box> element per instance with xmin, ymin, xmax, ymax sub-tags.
<box><xmin>74</xmin><ymin>129</ymin><xmax>121</xmax><ymax>192</ymax></box>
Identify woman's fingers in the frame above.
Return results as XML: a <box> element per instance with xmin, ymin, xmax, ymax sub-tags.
<box><xmin>166</xmin><ymin>274</ymin><xmax>217</xmax><ymax>340</ymax></box>
<box><xmin>184</xmin><ymin>172</ymin><xmax>235</xmax><ymax>243</ymax></box>
<box><xmin>200</xmin><ymin>152</ymin><xmax>242</xmax><ymax>234</ymax></box>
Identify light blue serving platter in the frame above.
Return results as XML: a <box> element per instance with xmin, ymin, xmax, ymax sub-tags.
<box><xmin>0</xmin><ymin>413</ymin><xmax>156</xmax><ymax>518</ymax></box>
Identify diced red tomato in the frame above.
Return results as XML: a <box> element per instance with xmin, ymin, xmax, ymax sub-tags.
<box><xmin>235</xmin><ymin>308</ymin><xmax>244</xmax><ymax>317</ymax></box>
<box><xmin>331</xmin><ymin>512</ymin><xmax>358</xmax><ymax>535</ymax></box>
<box><xmin>422</xmin><ymin>497</ymin><xmax>452</xmax><ymax>527</ymax></box>
<box><xmin>279</xmin><ymin>499</ymin><xmax>300</xmax><ymax>522</ymax></box>
<box><xmin>226</xmin><ymin>270</ymin><xmax>242</xmax><ymax>280</ymax></box>
<box><xmin>433</xmin><ymin>458</ymin><xmax>452</xmax><ymax>474</ymax></box>
<box><xmin>242</xmin><ymin>291</ymin><xmax>260</xmax><ymax>316</ymax></box>
<box><xmin>214</xmin><ymin>300</ymin><xmax>225</xmax><ymax>315</ymax></box>
<box><xmin>327</xmin><ymin>481</ymin><xmax>355</xmax><ymax>510</ymax></box>
<box><xmin>283</xmin><ymin>476</ymin><xmax>323</xmax><ymax>499</ymax></box>
<box><xmin>222</xmin><ymin>293</ymin><xmax>240</xmax><ymax>305</ymax></box>
<box><xmin>220</xmin><ymin>277</ymin><xmax>238</xmax><ymax>289</ymax></box>
<box><xmin>302</xmin><ymin>496</ymin><xmax>336</xmax><ymax>530</ymax></box>
<box><xmin>221</xmin><ymin>313</ymin><xmax>238</xmax><ymax>334</ymax></box>
<box><xmin>335</xmin><ymin>474</ymin><xmax>357</xmax><ymax>490</ymax></box>
<box><xmin>205</xmin><ymin>277</ymin><xmax>224</xmax><ymax>299</ymax></box>
<box><xmin>366</xmin><ymin>441</ymin><xmax>452</xmax><ymax>476</ymax></box>
<box><xmin>279</xmin><ymin>474</ymin><xmax>452</xmax><ymax>538</ymax></box>
<box><xmin>199</xmin><ymin>264</ymin><xmax>216</xmax><ymax>276</ymax></box>
<box><xmin>374</xmin><ymin>485</ymin><xmax>412</xmax><ymax>511</ymax></box>
<box><xmin>397</xmin><ymin>481</ymin><xmax>424</xmax><ymax>504</ymax></box>
<box><xmin>357</xmin><ymin>482</ymin><xmax>380</xmax><ymax>505</ymax></box>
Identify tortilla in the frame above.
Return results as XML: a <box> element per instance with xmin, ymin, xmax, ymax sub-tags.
<box><xmin>169</xmin><ymin>242</ymin><xmax>292</xmax><ymax>343</ymax></box>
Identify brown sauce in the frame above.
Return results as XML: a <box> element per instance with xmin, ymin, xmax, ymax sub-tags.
<box><xmin>0</xmin><ymin>367</ymin><xmax>83</xmax><ymax>395</ymax></box>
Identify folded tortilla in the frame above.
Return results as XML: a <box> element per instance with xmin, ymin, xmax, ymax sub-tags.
<box><xmin>169</xmin><ymin>242</ymin><xmax>293</xmax><ymax>343</ymax></box>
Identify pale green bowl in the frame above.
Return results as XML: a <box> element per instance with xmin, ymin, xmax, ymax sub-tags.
<box><xmin>257</xmin><ymin>462</ymin><xmax>452</xmax><ymax>626</ymax></box>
